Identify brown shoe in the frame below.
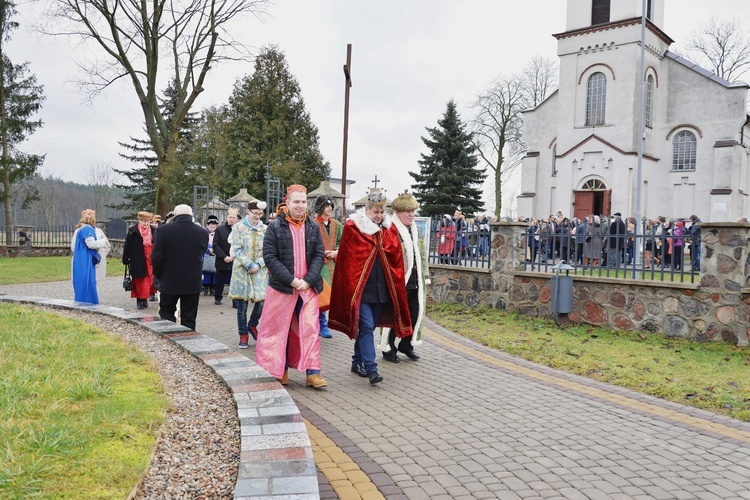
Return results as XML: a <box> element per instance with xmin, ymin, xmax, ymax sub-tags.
<box><xmin>276</xmin><ymin>370</ymin><xmax>288</xmax><ymax>386</ymax></box>
<box><xmin>306</xmin><ymin>373</ymin><xmax>328</xmax><ymax>389</ymax></box>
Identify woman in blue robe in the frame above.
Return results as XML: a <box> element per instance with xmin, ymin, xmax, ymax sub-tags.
<box><xmin>71</xmin><ymin>209</ymin><xmax>104</xmax><ymax>304</ymax></box>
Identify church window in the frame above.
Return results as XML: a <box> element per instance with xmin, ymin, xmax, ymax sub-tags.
<box><xmin>645</xmin><ymin>75</ymin><xmax>654</xmax><ymax>128</ymax></box>
<box><xmin>672</xmin><ymin>131</ymin><xmax>697</xmax><ymax>171</ymax></box>
<box><xmin>586</xmin><ymin>72</ymin><xmax>607</xmax><ymax>126</ymax></box>
<box><xmin>591</xmin><ymin>0</ymin><xmax>611</xmax><ymax>25</ymax></box>
<box><xmin>582</xmin><ymin>179</ymin><xmax>607</xmax><ymax>190</ymax></box>
<box><xmin>552</xmin><ymin>144</ymin><xmax>557</xmax><ymax>177</ymax></box>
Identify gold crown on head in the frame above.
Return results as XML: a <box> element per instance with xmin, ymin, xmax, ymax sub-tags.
<box><xmin>367</xmin><ymin>188</ymin><xmax>387</xmax><ymax>205</ymax></box>
<box><xmin>391</xmin><ymin>189</ymin><xmax>419</xmax><ymax>212</ymax></box>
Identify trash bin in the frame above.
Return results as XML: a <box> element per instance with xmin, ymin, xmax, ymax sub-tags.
<box><xmin>550</xmin><ymin>261</ymin><xmax>575</xmax><ymax>315</ymax></box>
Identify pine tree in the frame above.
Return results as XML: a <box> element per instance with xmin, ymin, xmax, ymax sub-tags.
<box><xmin>215</xmin><ymin>45</ymin><xmax>329</xmax><ymax>197</ymax></box>
<box><xmin>410</xmin><ymin>100</ymin><xmax>486</xmax><ymax>219</ymax></box>
<box><xmin>0</xmin><ymin>0</ymin><xmax>44</xmax><ymax>244</ymax></box>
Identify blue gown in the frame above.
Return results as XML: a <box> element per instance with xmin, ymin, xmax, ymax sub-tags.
<box><xmin>72</xmin><ymin>225</ymin><xmax>100</xmax><ymax>304</ymax></box>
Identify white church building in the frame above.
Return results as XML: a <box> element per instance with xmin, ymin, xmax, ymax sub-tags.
<box><xmin>518</xmin><ymin>0</ymin><xmax>750</xmax><ymax>222</ymax></box>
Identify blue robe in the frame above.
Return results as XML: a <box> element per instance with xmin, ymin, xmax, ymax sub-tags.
<box><xmin>72</xmin><ymin>225</ymin><xmax>100</xmax><ymax>304</ymax></box>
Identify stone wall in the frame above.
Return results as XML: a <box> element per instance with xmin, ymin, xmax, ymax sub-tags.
<box><xmin>0</xmin><ymin>240</ymin><xmax>124</xmax><ymax>259</ymax></box>
<box><xmin>427</xmin><ymin>222</ymin><xmax>749</xmax><ymax>347</ymax></box>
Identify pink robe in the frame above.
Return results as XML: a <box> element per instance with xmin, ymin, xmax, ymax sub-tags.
<box><xmin>255</xmin><ymin>223</ymin><xmax>321</xmax><ymax>378</ymax></box>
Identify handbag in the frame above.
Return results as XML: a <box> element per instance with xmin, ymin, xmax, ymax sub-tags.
<box><xmin>318</xmin><ymin>280</ymin><xmax>332</xmax><ymax>312</ymax></box>
<box><xmin>202</xmin><ymin>254</ymin><xmax>217</xmax><ymax>273</ymax></box>
<box><xmin>122</xmin><ymin>265</ymin><xmax>133</xmax><ymax>292</ymax></box>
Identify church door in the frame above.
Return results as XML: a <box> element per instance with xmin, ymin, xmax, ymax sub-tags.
<box><xmin>574</xmin><ymin>192</ymin><xmax>594</xmax><ymax>220</ymax></box>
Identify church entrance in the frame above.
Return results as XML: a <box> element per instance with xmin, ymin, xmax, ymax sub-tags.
<box><xmin>573</xmin><ymin>179</ymin><xmax>611</xmax><ymax>220</ymax></box>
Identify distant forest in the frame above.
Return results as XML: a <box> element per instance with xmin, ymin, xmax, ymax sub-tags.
<box><xmin>1</xmin><ymin>174</ymin><xmax>131</xmax><ymax>227</ymax></box>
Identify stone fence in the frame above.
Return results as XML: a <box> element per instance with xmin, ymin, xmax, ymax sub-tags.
<box><xmin>427</xmin><ymin>222</ymin><xmax>749</xmax><ymax>347</ymax></box>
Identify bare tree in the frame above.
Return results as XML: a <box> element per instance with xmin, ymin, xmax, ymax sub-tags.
<box><xmin>83</xmin><ymin>161</ymin><xmax>120</xmax><ymax>221</ymax></box>
<box><xmin>472</xmin><ymin>56</ymin><xmax>557</xmax><ymax>217</ymax></box>
<box><xmin>686</xmin><ymin>17</ymin><xmax>750</xmax><ymax>82</ymax></box>
<box><xmin>40</xmin><ymin>0</ymin><xmax>269</xmax><ymax>215</ymax></box>
<box><xmin>523</xmin><ymin>55</ymin><xmax>558</xmax><ymax>107</ymax></box>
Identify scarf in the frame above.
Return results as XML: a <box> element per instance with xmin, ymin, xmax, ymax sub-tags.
<box><xmin>138</xmin><ymin>223</ymin><xmax>152</xmax><ymax>247</ymax></box>
<box><xmin>285</xmin><ymin>207</ymin><xmax>307</xmax><ymax>229</ymax></box>
<box><xmin>242</xmin><ymin>215</ymin><xmax>264</xmax><ymax>230</ymax></box>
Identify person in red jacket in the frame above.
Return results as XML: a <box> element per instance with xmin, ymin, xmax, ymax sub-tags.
<box><xmin>328</xmin><ymin>188</ymin><xmax>412</xmax><ymax>385</ymax></box>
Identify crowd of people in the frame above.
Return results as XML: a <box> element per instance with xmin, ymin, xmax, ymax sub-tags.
<box><xmin>522</xmin><ymin>212</ymin><xmax>702</xmax><ymax>271</ymax></box>
<box><xmin>70</xmin><ymin>185</ymin><xmax>431</xmax><ymax>389</ymax></box>
<box><xmin>436</xmin><ymin>210</ymin><xmax>496</xmax><ymax>264</ymax></box>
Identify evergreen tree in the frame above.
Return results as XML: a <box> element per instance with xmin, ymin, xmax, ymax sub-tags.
<box><xmin>410</xmin><ymin>100</ymin><xmax>486</xmax><ymax>219</ymax></box>
<box><xmin>0</xmin><ymin>0</ymin><xmax>44</xmax><ymax>244</ymax></box>
<box><xmin>213</xmin><ymin>45</ymin><xmax>329</xmax><ymax>197</ymax></box>
<box><xmin>114</xmin><ymin>80</ymin><xmax>199</xmax><ymax>215</ymax></box>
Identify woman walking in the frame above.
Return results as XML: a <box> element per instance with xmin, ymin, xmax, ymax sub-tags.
<box><xmin>71</xmin><ymin>209</ymin><xmax>108</xmax><ymax>304</ymax></box>
<box><xmin>123</xmin><ymin>211</ymin><xmax>156</xmax><ymax>310</ymax></box>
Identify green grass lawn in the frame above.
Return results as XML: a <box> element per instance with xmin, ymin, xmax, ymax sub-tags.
<box><xmin>0</xmin><ymin>256</ymin><xmax>126</xmax><ymax>285</ymax></box>
<box><xmin>0</xmin><ymin>303</ymin><xmax>167</xmax><ymax>498</ymax></box>
<box><xmin>428</xmin><ymin>303</ymin><xmax>750</xmax><ymax>422</ymax></box>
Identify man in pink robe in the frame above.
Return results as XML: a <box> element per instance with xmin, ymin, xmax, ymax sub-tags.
<box><xmin>255</xmin><ymin>185</ymin><xmax>328</xmax><ymax>389</ymax></box>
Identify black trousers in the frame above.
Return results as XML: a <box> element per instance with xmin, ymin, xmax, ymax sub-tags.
<box><xmin>214</xmin><ymin>269</ymin><xmax>231</xmax><ymax>301</ymax></box>
<box><xmin>388</xmin><ymin>287</ymin><xmax>420</xmax><ymax>353</ymax></box>
<box><xmin>159</xmin><ymin>293</ymin><xmax>200</xmax><ymax>331</ymax></box>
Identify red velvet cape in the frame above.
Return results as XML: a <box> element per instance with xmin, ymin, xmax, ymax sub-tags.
<box><xmin>329</xmin><ymin>218</ymin><xmax>413</xmax><ymax>340</ymax></box>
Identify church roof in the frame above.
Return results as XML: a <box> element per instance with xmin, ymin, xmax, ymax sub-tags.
<box><xmin>308</xmin><ymin>180</ymin><xmax>345</xmax><ymax>198</ymax></box>
<box><xmin>664</xmin><ymin>51</ymin><xmax>750</xmax><ymax>89</ymax></box>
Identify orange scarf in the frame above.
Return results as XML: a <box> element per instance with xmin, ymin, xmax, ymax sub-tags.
<box><xmin>285</xmin><ymin>207</ymin><xmax>307</xmax><ymax>229</ymax></box>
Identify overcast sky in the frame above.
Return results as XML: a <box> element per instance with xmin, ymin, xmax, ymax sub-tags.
<box><xmin>10</xmin><ymin>0</ymin><xmax>750</xmax><ymax>213</ymax></box>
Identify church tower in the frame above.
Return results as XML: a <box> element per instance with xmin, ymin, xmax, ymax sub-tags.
<box><xmin>519</xmin><ymin>0</ymin><xmax>749</xmax><ymax>221</ymax></box>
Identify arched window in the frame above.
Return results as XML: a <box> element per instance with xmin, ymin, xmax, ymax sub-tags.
<box><xmin>552</xmin><ymin>144</ymin><xmax>557</xmax><ymax>176</ymax></box>
<box><xmin>586</xmin><ymin>72</ymin><xmax>607</xmax><ymax>126</ymax></box>
<box><xmin>582</xmin><ymin>179</ymin><xmax>607</xmax><ymax>190</ymax></box>
<box><xmin>645</xmin><ymin>75</ymin><xmax>654</xmax><ymax>128</ymax></box>
<box><xmin>672</xmin><ymin>131</ymin><xmax>697</xmax><ymax>171</ymax></box>
<box><xmin>591</xmin><ymin>0</ymin><xmax>611</xmax><ymax>25</ymax></box>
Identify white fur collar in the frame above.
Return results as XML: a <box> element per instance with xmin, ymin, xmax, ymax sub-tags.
<box><xmin>349</xmin><ymin>209</ymin><xmax>392</xmax><ymax>235</ymax></box>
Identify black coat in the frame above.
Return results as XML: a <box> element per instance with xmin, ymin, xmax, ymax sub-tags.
<box><xmin>263</xmin><ymin>216</ymin><xmax>325</xmax><ymax>294</ymax></box>
<box><xmin>122</xmin><ymin>224</ymin><xmax>155</xmax><ymax>278</ymax></box>
<box><xmin>212</xmin><ymin>222</ymin><xmax>234</xmax><ymax>271</ymax></box>
<box><xmin>151</xmin><ymin>215</ymin><xmax>209</xmax><ymax>295</ymax></box>
<box><xmin>609</xmin><ymin>218</ymin><xmax>627</xmax><ymax>249</ymax></box>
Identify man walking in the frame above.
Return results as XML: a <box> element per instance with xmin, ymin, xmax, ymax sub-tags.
<box><xmin>255</xmin><ymin>185</ymin><xmax>328</xmax><ymax>389</ymax></box>
<box><xmin>151</xmin><ymin>204</ymin><xmax>209</xmax><ymax>331</ymax></box>
<box><xmin>212</xmin><ymin>207</ymin><xmax>239</xmax><ymax>305</ymax></box>
<box><xmin>329</xmin><ymin>188</ymin><xmax>412</xmax><ymax>385</ymax></box>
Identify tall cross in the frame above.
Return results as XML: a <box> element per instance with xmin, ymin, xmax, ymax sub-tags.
<box><xmin>372</xmin><ymin>175</ymin><xmax>380</xmax><ymax>188</ymax></box>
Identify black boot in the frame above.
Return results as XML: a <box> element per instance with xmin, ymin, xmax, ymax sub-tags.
<box><xmin>136</xmin><ymin>299</ymin><xmax>146</xmax><ymax>310</ymax></box>
<box><xmin>382</xmin><ymin>350</ymin><xmax>400</xmax><ymax>363</ymax></box>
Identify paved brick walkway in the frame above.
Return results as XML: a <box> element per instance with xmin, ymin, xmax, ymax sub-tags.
<box><xmin>3</xmin><ymin>276</ymin><xmax>750</xmax><ymax>499</ymax></box>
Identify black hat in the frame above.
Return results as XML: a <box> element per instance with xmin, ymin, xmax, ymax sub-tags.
<box><xmin>613</xmin><ymin>212</ymin><xmax>622</xmax><ymax>217</ymax></box>
<box><xmin>314</xmin><ymin>195</ymin><xmax>335</xmax><ymax>215</ymax></box>
<box><xmin>206</xmin><ymin>215</ymin><xmax>219</xmax><ymax>224</ymax></box>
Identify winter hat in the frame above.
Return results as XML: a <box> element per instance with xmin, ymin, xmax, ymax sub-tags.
<box><xmin>248</xmin><ymin>200</ymin><xmax>267</xmax><ymax>212</ymax></box>
<box><xmin>173</xmin><ymin>204</ymin><xmax>193</xmax><ymax>217</ymax></box>
<box><xmin>206</xmin><ymin>215</ymin><xmax>219</xmax><ymax>225</ymax></box>
<box><xmin>391</xmin><ymin>189</ymin><xmax>419</xmax><ymax>213</ymax></box>
<box><xmin>137</xmin><ymin>211</ymin><xmax>153</xmax><ymax>222</ymax></box>
<box><xmin>314</xmin><ymin>195</ymin><xmax>335</xmax><ymax>215</ymax></box>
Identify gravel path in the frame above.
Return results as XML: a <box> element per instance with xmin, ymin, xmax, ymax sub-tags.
<box><xmin>49</xmin><ymin>308</ymin><xmax>239</xmax><ymax>499</ymax></box>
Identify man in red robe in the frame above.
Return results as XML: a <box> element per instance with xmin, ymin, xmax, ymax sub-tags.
<box><xmin>329</xmin><ymin>188</ymin><xmax>412</xmax><ymax>385</ymax></box>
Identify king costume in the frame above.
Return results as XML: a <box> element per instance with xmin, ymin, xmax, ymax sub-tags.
<box><xmin>379</xmin><ymin>208</ymin><xmax>428</xmax><ymax>357</ymax></box>
<box><xmin>328</xmin><ymin>204</ymin><xmax>412</xmax><ymax>383</ymax></box>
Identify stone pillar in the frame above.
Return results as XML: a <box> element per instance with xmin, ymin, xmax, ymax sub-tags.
<box><xmin>698</xmin><ymin>222</ymin><xmax>749</xmax><ymax>346</ymax></box>
<box><xmin>490</xmin><ymin>222</ymin><xmax>527</xmax><ymax>310</ymax></box>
